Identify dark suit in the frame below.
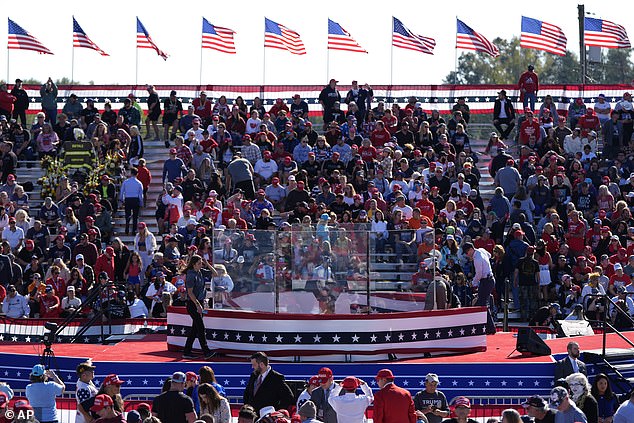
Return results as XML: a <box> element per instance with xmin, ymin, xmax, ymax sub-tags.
<box><xmin>373</xmin><ymin>383</ymin><xmax>416</xmax><ymax>423</ymax></box>
<box><xmin>310</xmin><ymin>386</ymin><xmax>339</xmax><ymax>423</ymax></box>
<box><xmin>243</xmin><ymin>368</ymin><xmax>294</xmax><ymax>415</ymax></box>
<box><xmin>554</xmin><ymin>356</ymin><xmax>587</xmax><ymax>380</ymax></box>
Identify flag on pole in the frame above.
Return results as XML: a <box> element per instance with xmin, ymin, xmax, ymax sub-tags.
<box><xmin>392</xmin><ymin>17</ymin><xmax>436</xmax><ymax>55</ymax></box>
<box><xmin>136</xmin><ymin>17</ymin><xmax>168</xmax><ymax>60</ymax></box>
<box><xmin>73</xmin><ymin>17</ymin><xmax>109</xmax><ymax>56</ymax></box>
<box><xmin>520</xmin><ymin>16</ymin><xmax>567</xmax><ymax>56</ymax></box>
<box><xmin>456</xmin><ymin>19</ymin><xmax>500</xmax><ymax>57</ymax></box>
<box><xmin>327</xmin><ymin>19</ymin><xmax>367</xmax><ymax>53</ymax></box>
<box><xmin>7</xmin><ymin>18</ymin><xmax>53</xmax><ymax>54</ymax></box>
<box><xmin>202</xmin><ymin>18</ymin><xmax>236</xmax><ymax>54</ymax></box>
<box><xmin>264</xmin><ymin>18</ymin><xmax>306</xmax><ymax>55</ymax></box>
<box><xmin>584</xmin><ymin>17</ymin><xmax>631</xmax><ymax>49</ymax></box>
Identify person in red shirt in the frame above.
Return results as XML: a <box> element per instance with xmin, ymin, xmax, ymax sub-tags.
<box><xmin>232</xmin><ymin>209</ymin><xmax>248</xmax><ymax>230</ymax></box>
<box><xmin>572</xmin><ymin>256</ymin><xmax>593</xmax><ymax>284</ymax></box>
<box><xmin>94</xmin><ymin>247</ymin><xmax>116</xmax><ymax>281</ymax></box>
<box><xmin>600</xmin><ymin>254</ymin><xmax>615</xmax><ymax>277</ymax></box>
<box><xmin>358</xmin><ymin>138</ymin><xmax>377</xmax><ymax>163</ymax></box>
<box><xmin>371</xmin><ymin>121</ymin><xmax>391</xmax><ymax>147</ymax></box>
<box><xmin>519</xmin><ymin>110</ymin><xmax>542</xmax><ymax>145</ymax></box>
<box><xmin>269</xmin><ymin>98</ymin><xmax>289</xmax><ymax>117</ymax></box>
<box><xmin>136</xmin><ymin>158</ymin><xmax>152</xmax><ymax>207</ymax></box>
<box><xmin>192</xmin><ymin>91</ymin><xmax>212</xmax><ymax>125</ymax></box>
<box><xmin>40</xmin><ymin>285</ymin><xmax>61</xmax><ymax>318</ymax></box>
<box><xmin>565</xmin><ymin>212</ymin><xmax>586</xmax><ymax>257</ymax></box>
<box><xmin>474</xmin><ymin>229</ymin><xmax>496</xmax><ymax>254</ymax></box>
<box><xmin>45</xmin><ymin>265</ymin><xmax>67</xmax><ymax>298</ymax></box>
<box><xmin>577</xmin><ymin>108</ymin><xmax>601</xmax><ymax>137</ymax></box>
<box><xmin>518</xmin><ymin>64</ymin><xmax>539</xmax><ymax>110</ymax></box>
<box><xmin>415</xmin><ymin>190</ymin><xmax>435</xmax><ymax>222</ymax></box>
<box><xmin>0</xmin><ymin>83</ymin><xmax>16</xmax><ymax>118</ymax></box>
<box><xmin>381</xmin><ymin>109</ymin><xmax>399</xmax><ymax>135</ymax></box>
<box><xmin>455</xmin><ymin>192</ymin><xmax>474</xmax><ymax>217</ymax></box>
<box><xmin>609</xmin><ymin>263</ymin><xmax>631</xmax><ymax>296</ymax></box>
<box><xmin>372</xmin><ymin>369</ymin><xmax>416</xmax><ymax>423</ymax></box>
<box><xmin>610</xmin><ymin>247</ymin><xmax>629</xmax><ymax>267</ymax></box>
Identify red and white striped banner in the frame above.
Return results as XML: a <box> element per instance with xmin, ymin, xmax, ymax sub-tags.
<box><xmin>167</xmin><ymin>307</ymin><xmax>487</xmax><ymax>357</ymax></box>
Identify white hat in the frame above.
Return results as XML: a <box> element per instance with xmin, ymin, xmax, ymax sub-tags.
<box><xmin>259</xmin><ymin>406</ymin><xmax>276</xmax><ymax>417</ymax></box>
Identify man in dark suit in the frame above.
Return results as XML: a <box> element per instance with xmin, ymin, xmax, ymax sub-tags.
<box><xmin>493</xmin><ymin>90</ymin><xmax>516</xmax><ymax>140</ymax></box>
<box><xmin>243</xmin><ymin>351</ymin><xmax>294</xmax><ymax>416</ymax></box>
<box><xmin>310</xmin><ymin>367</ymin><xmax>337</xmax><ymax>423</ymax></box>
<box><xmin>372</xmin><ymin>368</ymin><xmax>416</xmax><ymax>423</ymax></box>
<box><xmin>554</xmin><ymin>341</ymin><xmax>587</xmax><ymax>380</ymax></box>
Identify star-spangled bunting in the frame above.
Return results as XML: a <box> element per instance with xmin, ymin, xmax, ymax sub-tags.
<box><xmin>202</xmin><ymin>18</ymin><xmax>236</xmax><ymax>54</ymax></box>
<box><xmin>73</xmin><ymin>17</ymin><xmax>109</xmax><ymax>56</ymax></box>
<box><xmin>264</xmin><ymin>18</ymin><xmax>306</xmax><ymax>55</ymax></box>
<box><xmin>136</xmin><ymin>17</ymin><xmax>168</xmax><ymax>60</ymax></box>
<box><xmin>520</xmin><ymin>16</ymin><xmax>567</xmax><ymax>56</ymax></box>
<box><xmin>392</xmin><ymin>17</ymin><xmax>435</xmax><ymax>54</ymax></box>
<box><xmin>327</xmin><ymin>19</ymin><xmax>367</xmax><ymax>53</ymax></box>
<box><xmin>456</xmin><ymin>18</ymin><xmax>499</xmax><ymax>57</ymax></box>
<box><xmin>584</xmin><ymin>17</ymin><xmax>631</xmax><ymax>49</ymax></box>
<box><xmin>8</xmin><ymin>18</ymin><xmax>53</xmax><ymax>54</ymax></box>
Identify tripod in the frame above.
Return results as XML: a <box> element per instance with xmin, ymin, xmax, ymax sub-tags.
<box><xmin>40</xmin><ymin>344</ymin><xmax>58</xmax><ymax>372</ymax></box>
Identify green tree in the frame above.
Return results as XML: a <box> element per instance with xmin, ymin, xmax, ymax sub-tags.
<box><xmin>444</xmin><ymin>36</ymin><xmax>634</xmax><ymax>85</ymax></box>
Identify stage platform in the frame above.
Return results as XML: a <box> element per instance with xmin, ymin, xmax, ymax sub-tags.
<box><xmin>2</xmin><ymin>331</ymin><xmax>634</xmax><ymax>402</ymax></box>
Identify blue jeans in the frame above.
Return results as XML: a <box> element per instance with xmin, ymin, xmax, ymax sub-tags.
<box><xmin>523</xmin><ymin>93</ymin><xmax>536</xmax><ymax>112</ymax></box>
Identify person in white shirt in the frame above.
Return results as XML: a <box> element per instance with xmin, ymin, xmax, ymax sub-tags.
<box><xmin>2</xmin><ymin>285</ymin><xmax>28</xmax><ymax>318</ymax></box>
<box><xmin>328</xmin><ymin>377</ymin><xmax>373</xmax><ymax>423</ymax></box>
<box><xmin>2</xmin><ymin>217</ymin><xmax>24</xmax><ymax>250</ymax></box>
<box><xmin>392</xmin><ymin>196</ymin><xmax>413</xmax><ymax>220</ymax></box>
<box><xmin>126</xmin><ymin>291</ymin><xmax>149</xmax><ymax>318</ymax></box>
<box><xmin>563</xmin><ymin>128</ymin><xmax>583</xmax><ymax>156</ymax></box>
<box><xmin>610</xmin><ymin>285</ymin><xmax>634</xmax><ymax>317</ymax></box>
<box><xmin>297</xmin><ymin>376</ymin><xmax>321</xmax><ymax>411</ymax></box>
<box><xmin>75</xmin><ymin>361</ymin><xmax>98</xmax><ymax>423</ymax></box>
<box><xmin>594</xmin><ymin>94</ymin><xmax>612</xmax><ymax>125</ymax></box>
<box><xmin>463</xmin><ymin>242</ymin><xmax>496</xmax><ymax>334</ymax></box>
<box><xmin>253</xmin><ymin>152</ymin><xmax>278</xmax><ymax>185</ymax></box>
<box><xmin>245</xmin><ymin>110</ymin><xmax>262</xmax><ymax>135</ymax></box>
<box><xmin>61</xmin><ymin>286</ymin><xmax>82</xmax><ymax>317</ymax></box>
<box><xmin>450</xmin><ymin>173</ymin><xmax>471</xmax><ymax>196</ymax></box>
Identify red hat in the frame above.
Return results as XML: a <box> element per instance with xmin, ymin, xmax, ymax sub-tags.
<box><xmin>55</xmin><ymin>234</ymin><xmax>65</xmax><ymax>242</ymax></box>
<box><xmin>102</xmin><ymin>374</ymin><xmax>124</xmax><ymax>386</ymax></box>
<box><xmin>332</xmin><ymin>151</ymin><xmax>340</xmax><ymax>157</ymax></box>
<box><xmin>599</xmin><ymin>209</ymin><xmax>607</xmax><ymax>218</ymax></box>
<box><xmin>577</xmin><ymin>256</ymin><xmax>586</xmax><ymax>261</ymax></box>
<box><xmin>376</xmin><ymin>369</ymin><xmax>394</xmax><ymax>379</ymax></box>
<box><xmin>88</xmin><ymin>193</ymin><xmax>97</xmax><ymax>201</ymax></box>
<box><xmin>94</xmin><ymin>203</ymin><xmax>102</xmax><ymax>210</ymax></box>
<box><xmin>414</xmin><ymin>149</ymin><xmax>422</xmax><ymax>156</ymax></box>
<box><xmin>284</xmin><ymin>156</ymin><xmax>292</xmax><ymax>162</ymax></box>
<box><xmin>6</xmin><ymin>174</ymin><xmax>15</xmax><ymax>182</ymax></box>
<box><xmin>309</xmin><ymin>376</ymin><xmax>321</xmax><ymax>387</ymax></box>
<box><xmin>308</xmin><ymin>151</ymin><xmax>316</xmax><ymax>157</ymax></box>
<box><xmin>169</xmin><ymin>148</ymin><xmax>177</xmax><ymax>154</ymax></box>
<box><xmin>186</xmin><ymin>371</ymin><xmax>198</xmax><ymax>382</ymax></box>
<box><xmin>263</xmin><ymin>150</ymin><xmax>272</xmax><ymax>157</ymax></box>
<box><xmin>88</xmin><ymin>228</ymin><xmax>97</xmax><ymax>235</ymax></box>
<box><xmin>59</xmin><ymin>226</ymin><xmax>68</xmax><ymax>232</ymax></box>
<box><xmin>341</xmin><ymin>376</ymin><xmax>360</xmax><ymax>390</ymax></box>
<box><xmin>506</xmin><ymin>159</ymin><xmax>514</xmax><ymax>165</ymax></box>
<box><xmin>90</xmin><ymin>394</ymin><xmax>114</xmax><ymax>412</ymax></box>
<box><xmin>557</xmin><ymin>166</ymin><xmax>565</xmax><ymax>172</ymax></box>
<box><xmin>242</xmin><ymin>134</ymin><xmax>251</xmax><ymax>141</ymax></box>
<box><xmin>25</xmin><ymin>239</ymin><xmax>34</xmax><ymax>249</ymax></box>
<box><xmin>137</xmin><ymin>222</ymin><xmax>147</xmax><ymax>230</ymax></box>
<box><xmin>85</xmin><ymin>216</ymin><xmax>95</xmax><ymax>223</ymax></box>
<box><xmin>8</xmin><ymin>217</ymin><xmax>15</xmax><ymax>223</ymax></box>
<box><xmin>13</xmin><ymin>399</ymin><xmax>32</xmax><ymax>411</ymax></box>
<box><xmin>305</xmin><ymin>121</ymin><xmax>312</xmax><ymax>127</ymax></box>
<box><xmin>453</xmin><ymin>396</ymin><xmax>471</xmax><ymax>408</ymax></box>
<box><xmin>0</xmin><ymin>392</ymin><xmax>7</xmax><ymax>408</ymax></box>
<box><xmin>105</xmin><ymin>246</ymin><xmax>115</xmax><ymax>255</ymax></box>
<box><xmin>188</xmin><ymin>245</ymin><xmax>198</xmax><ymax>252</ymax></box>
<box><xmin>318</xmin><ymin>367</ymin><xmax>333</xmax><ymax>382</ymax></box>
<box><xmin>136</xmin><ymin>403</ymin><xmax>151</xmax><ymax>411</ymax></box>
<box><xmin>619</xmin><ymin>247</ymin><xmax>627</xmax><ymax>255</ymax></box>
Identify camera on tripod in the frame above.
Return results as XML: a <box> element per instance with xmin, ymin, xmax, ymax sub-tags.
<box><xmin>42</xmin><ymin>322</ymin><xmax>58</xmax><ymax>348</ymax></box>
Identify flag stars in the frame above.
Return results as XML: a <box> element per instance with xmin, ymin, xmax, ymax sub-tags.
<box><xmin>127</xmin><ymin>380</ymin><xmax>132</xmax><ymax>385</ymax></box>
<box><xmin>240</xmin><ymin>379</ymin><xmax>246</xmax><ymax>386</ymax></box>
<box><xmin>468</xmin><ymin>380</ymin><xmax>474</xmax><ymax>386</ymax></box>
<box><xmin>235</xmin><ymin>333</ymin><xmax>241</xmax><ymax>341</ymax></box>
<box><xmin>534</xmin><ymin>380</ymin><xmax>540</xmax><ymax>386</ymax></box>
<box><xmin>262</xmin><ymin>334</ymin><xmax>268</xmax><ymax>342</ymax></box>
<box><xmin>248</xmin><ymin>334</ymin><xmax>255</xmax><ymax>342</ymax></box>
<box><xmin>424</xmin><ymin>331</ymin><xmax>429</xmax><ymax>339</ymax></box>
<box><xmin>275</xmin><ymin>334</ymin><xmax>283</xmax><ymax>343</ymax></box>
<box><xmin>370</xmin><ymin>380</ymin><xmax>376</xmax><ymax>386</ymax></box>
<box><xmin>170</xmin><ymin>328</ymin><xmax>175</xmax><ymax>334</ymax></box>
<box><xmin>142</xmin><ymin>379</ymin><xmax>148</xmax><ymax>385</ymax></box>
<box><xmin>223</xmin><ymin>332</ymin><xmax>229</xmax><ymax>340</ymax></box>
<box><xmin>223</xmin><ymin>379</ymin><xmax>230</xmax><ymax>385</ymax></box>
<box><xmin>459</xmin><ymin>328</ymin><xmax>465</xmax><ymax>336</ymax></box>
<box><xmin>419</xmin><ymin>380</ymin><xmax>425</xmax><ymax>386</ymax></box>
<box><xmin>398</xmin><ymin>333</ymin><xmax>404</xmax><ymax>341</ymax></box>
<box><xmin>351</xmin><ymin>334</ymin><xmax>360</xmax><ymax>343</ymax></box>
<box><xmin>332</xmin><ymin>334</ymin><xmax>341</xmax><ymax>343</ymax></box>
<box><xmin>402</xmin><ymin>380</ymin><xmax>409</xmax><ymax>386</ymax></box>
<box><xmin>294</xmin><ymin>334</ymin><xmax>302</xmax><ymax>343</ymax></box>
<box><xmin>212</xmin><ymin>332</ymin><xmax>218</xmax><ymax>339</ymax></box>
<box><xmin>435</xmin><ymin>330</ymin><xmax>441</xmax><ymax>338</ymax></box>
<box><xmin>501</xmin><ymin>380</ymin><xmax>507</xmax><ymax>386</ymax></box>
<box><xmin>411</xmin><ymin>332</ymin><xmax>417</xmax><ymax>340</ymax></box>
<box><xmin>447</xmin><ymin>329</ymin><xmax>453</xmax><ymax>337</ymax></box>
<box><xmin>25</xmin><ymin>336</ymin><xmax>31</xmax><ymax>343</ymax></box>
<box><xmin>313</xmin><ymin>334</ymin><xmax>321</xmax><ymax>343</ymax></box>
<box><xmin>517</xmin><ymin>381</ymin><xmax>523</xmax><ymax>386</ymax></box>
<box><xmin>11</xmin><ymin>336</ymin><xmax>17</xmax><ymax>342</ymax></box>
<box><xmin>452</xmin><ymin>380</ymin><xmax>458</xmax><ymax>386</ymax></box>
<box><xmin>180</xmin><ymin>328</ymin><xmax>187</xmax><ymax>335</ymax></box>
<box><xmin>471</xmin><ymin>327</ymin><xmax>477</xmax><ymax>334</ymax></box>
<box><xmin>370</xmin><ymin>334</ymin><xmax>377</xmax><ymax>343</ymax></box>
<box><xmin>485</xmin><ymin>380</ymin><xmax>490</xmax><ymax>386</ymax></box>
<box><xmin>384</xmin><ymin>334</ymin><xmax>391</xmax><ymax>342</ymax></box>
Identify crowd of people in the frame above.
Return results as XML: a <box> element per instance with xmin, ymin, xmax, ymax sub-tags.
<box><xmin>0</xmin><ymin>72</ymin><xmax>633</xmax><ymax>330</ymax></box>
<box><xmin>0</xmin><ymin>348</ymin><xmax>632</xmax><ymax>423</ymax></box>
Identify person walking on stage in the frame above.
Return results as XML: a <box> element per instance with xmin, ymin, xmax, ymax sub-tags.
<box><xmin>120</xmin><ymin>167</ymin><xmax>144</xmax><ymax>235</ymax></box>
<box><xmin>463</xmin><ymin>242</ymin><xmax>497</xmax><ymax>334</ymax></box>
<box><xmin>182</xmin><ymin>255</ymin><xmax>215</xmax><ymax>360</ymax></box>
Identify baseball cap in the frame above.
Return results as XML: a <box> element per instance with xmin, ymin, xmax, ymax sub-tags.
<box><xmin>308</xmin><ymin>376</ymin><xmax>321</xmax><ymax>387</ymax></box>
<box><xmin>341</xmin><ymin>376</ymin><xmax>360</xmax><ymax>390</ymax></box>
<box><xmin>614</xmin><ymin>263</ymin><xmax>623</xmax><ymax>270</ymax></box>
<box><xmin>45</xmin><ymin>285</ymin><xmax>53</xmax><ymax>293</ymax></box>
<box><xmin>31</xmin><ymin>364</ymin><xmax>46</xmax><ymax>377</ymax></box>
<box><xmin>549</xmin><ymin>386</ymin><xmax>569</xmax><ymax>408</ymax></box>
<box><xmin>185</xmin><ymin>371</ymin><xmax>198</xmax><ymax>382</ymax></box>
<box><xmin>172</xmin><ymin>372</ymin><xmax>187</xmax><ymax>383</ymax></box>
<box><xmin>260</xmin><ymin>406</ymin><xmax>276</xmax><ymax>417</ymax></box>
<box><xmin>376</xmin><ymin>369</ymin><xmax>394</xmax><ymax>379</ymax></box>
<box><xmin>76</xmin><ymin>361</ymin><xmax>96</xmax><ymax>374</ymax></box>
<box><xmin>522</xmin><ymin>395</ymin><xmax>547</xmax><ymax>408</ymax></box>
<box><xmin>425</xmin><ymin>373</ymin><xmax>440</xmax><ymax>383</ymax></box>
<box><xmin>453</xmin><ymin>396</ymin><xmax>471</xmax><ymax>408</ymax></box>
<box><xmin>90</xmin><ymin>394</ymin><xmax>114</xmax><ymax>412</ymax></box>
<box><xmin>102</xmin><ymin>374</ymin><xmax>124</xmax><ymax>386</ymax></box>
<box><xmin>318</xmin><ymin>367</ymin><xmax>333</xmax><ymax>382</ymax></box>
<box><xmin>127</xmin><ymin>410</ymin><xmax>141</xmax><ymax>423</ymax></box>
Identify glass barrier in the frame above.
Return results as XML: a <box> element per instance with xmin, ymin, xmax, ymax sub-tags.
<box><xmin>209</xmin><ymin>227</ymin><xmax>440</xmax><ymax>314</ymax></box>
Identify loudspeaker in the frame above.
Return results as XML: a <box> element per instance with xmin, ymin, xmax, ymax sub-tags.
<box><xmin>516</xmin><ymin>327</ymin><xmax>552</xmax><ymax>356</ymax></box>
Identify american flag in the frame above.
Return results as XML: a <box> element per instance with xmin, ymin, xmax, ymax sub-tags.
<box><xmin>73</xmin><ymin>17</ymin><xmax>108</xmax><ymax>56</ymax></box>
<box><xmin>202</xmin><ymin>18</ymin><xmax>236</xmax><ymax>54</ymax></box>
<box><xmin>264</xmin><ymin>18</ymin><xmax>306</xmax><ymax>55</ymax></box>
<box><xmin>136</xmin><ymin>17</ymin><xmax>168</xmax><ymax>60</ymax></box>
<box><xmin>456</xmin><ymin>19</ymin><xmax>499</xmax><ymax>57</ymax></box>
<box><xmin>520</xmin><ymin>16</ymin><xmax>567</xmax><ymax>56</ymax></box>
<box><xmin>7</xmin><ymin>18</ymin><xmax>53</xmax><ymax>55</ymax></box>
<box><xmin>584</xmin><ymin>17</ymin><xmax>631</xmax><ymax>49</ymax></box>
<box><xmin>392</xmin><ymin>17</ymin><xmax>435</xmax><ymax>54</ymax></box>
<box><xmin>328</xmin><ymin>19</ymin><xmax>367</xmax><ymax>53</ymax></box>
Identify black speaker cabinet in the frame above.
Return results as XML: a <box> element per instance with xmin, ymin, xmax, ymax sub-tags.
<box><xmin>516</xmin><ymin>327</ymin><xmax>552</xmax><ymax>356</ymax></box>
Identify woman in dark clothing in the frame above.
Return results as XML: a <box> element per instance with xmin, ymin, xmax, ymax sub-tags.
<box><xmin>182</xmin><ymin>255</ymin><xmax>216</xmax><ymax>360</ymax></box>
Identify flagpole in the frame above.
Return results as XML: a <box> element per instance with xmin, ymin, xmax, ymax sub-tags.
<box><xmin>454</xmin><ymin>16</ymin><xmax>458</xmax><ymax>85</ymax></box>
<box><xmin>135</xmin><ymin>46</ymin><xmax>139</xmax><ymax>87</ymax></box>
<box><xmin>6</xmin><ymin>49</ymin><xmax>9</xmax><ymax>83</ymax></box>
<box><xmin>326</xmin><ymin>46</ymin><xmax>330</xmax><ymax>82</ymax></box>
<box><xmin>390</xmin><ymin>24</ymin><xmax>394</xmax><ymax>90</ymax></box>
<box><xmin>71</xmin><ymin>45</ymin><xmax>75</xmax><ymax>85</ymax></box>
<box><xmin>199</xmin><ymin>31</ymin><xmax>204</xmax><ymax>87</ymax></box>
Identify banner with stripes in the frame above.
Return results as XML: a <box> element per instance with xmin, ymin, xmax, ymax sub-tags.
<box><xmin>167</xmin><ymin>307</ymin><xmax>487</xmax><ymax>357</ymax></box>
<box><xmin>11</xmin><ymin>84</ymin><xmax>634</xmax><ymax>117</ymax></box>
